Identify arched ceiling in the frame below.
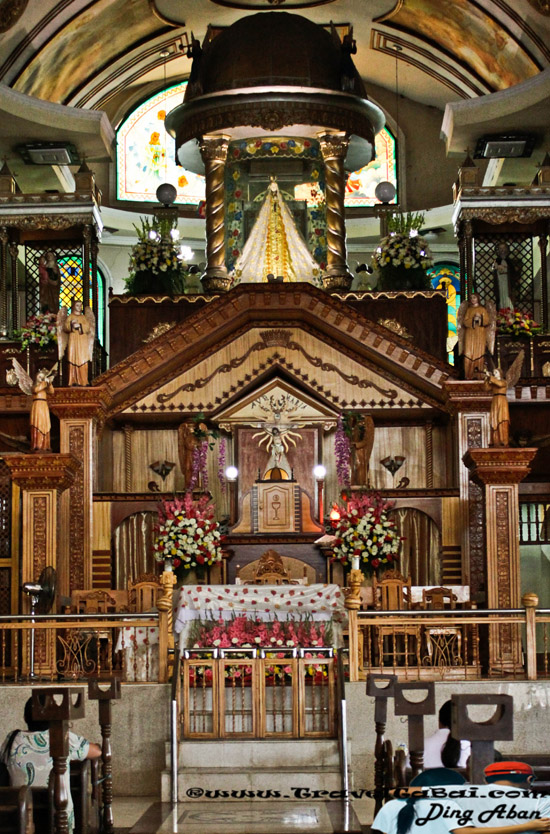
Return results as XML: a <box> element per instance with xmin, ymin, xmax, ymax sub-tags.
<box><xmin>1</xmin><ymin>0</ymin><xmax>549</xmax><ymax>127</ymax></box>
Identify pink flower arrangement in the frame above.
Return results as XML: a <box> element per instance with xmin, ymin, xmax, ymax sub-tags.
<box><xmin>497</xmin><ymin>308</ymin><xmax>541</xmax><ymax>337</ymax></box>
<box><xmin>330</xmin><ymin>491</ymin><xmax>400</xmax><ymax>572</ymax></box>
<box><xmin>16</xmin><ymin>313</ymin><xmax>57</xmax><ymax>350</ymax></box>
<box><xmin>153</xmin><ymin>493</ymin><xmax>223</xmax><ymax>578</ymax></box>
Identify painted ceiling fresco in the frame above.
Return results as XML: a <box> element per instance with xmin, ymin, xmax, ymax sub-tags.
<box><xmin>376</xmin><ymin>0</ymin><xmax>541</xmax><ymax>92</ymax></box>
<box><xmin>13</xmin><ymin>0</ymin><xmax>166</xmax><ymax>103</ymax></box>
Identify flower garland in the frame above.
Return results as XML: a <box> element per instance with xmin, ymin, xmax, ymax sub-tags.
<box><xmin>218</xmin><ymin>436</ymin><xmax>227</xmax><ymax>493</ymax></box>
<box><xmin>153</xmin><ymin>493</ymin><xmax>223</xmax><ymax>577</ymax></box>
<box><xmin>334</xmin><ymin>415</ymin><xmax>351</xmax><ymax>486</ymax></box>
<box><xmin>16</xmin><ymin>313</ymin><xmax>57</xmax><ymax>350</ymax></box>
<box><xmin>330</xmin><ymin>492</ymin><xmax>400</xmax><ymax>572</ymax></box>
<box><xmin>188</xmin><ymin>615</ymin><xmax>332</xmax><ymax>680</ymax></box>
<box><xmin>497</xmin><ymin>308</ymin><xmax>542</xmax><ymax>337</ymax></box>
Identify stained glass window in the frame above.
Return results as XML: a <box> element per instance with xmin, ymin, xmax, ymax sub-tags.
<box><xmin>116</xmin><ymin>82</ymin><xmax>205</xmax><ymax>205</ymax></box>
<box><xmin>428</xmin><ymin>262</ymin><xmax>461</xmax><ymax>364</ymax></box>
<box><xmin>345</xmin><ymin>127</ymin><xmax>397</xmax><ymax>208</ymax></box>
<box><xmin>58</xmin><ymin>256</ymin><xmax>105</xmax><ymax>346</ymax></box>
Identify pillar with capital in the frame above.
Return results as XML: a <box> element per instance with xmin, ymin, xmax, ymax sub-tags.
<box><xmin>2</xmin><ymin>453</ymin><xmax>79</xmax><ymax>674</ymax></box>
<box><xmin>199</xmin><ymin>133</ymin><xmax>231</xmax><ymax>293</ymax></box>
<box><xmin>51</xmin><ymin>390</ymin><xmax>108</xmax><ymax>596</ymax></box>
<box><xmin>444</xmin><ymin>380</ymin><xmax>492</xmax><ymax>603</ymax></box>
<box><xmin>318</xmin><ymin>131</ymin><xmax>353</xmax><ymax>291</ymax></box>
<box><xmin>463</xmin><ymin>447</ymin><xmax>536</xmax><ymax>675</ymax></box>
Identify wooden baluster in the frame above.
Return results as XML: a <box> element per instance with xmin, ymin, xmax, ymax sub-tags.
<box><xmin>366</xmin><ymin>674</ymin><xmax>397</xmax><ymax>815</ymax></box>
<box><xmin>88</xmin><ymin>679</ymin><xmax>122</xmax><ymax>834</ymax></box>
<box><xmin>32</xmin><ymin>689</ymin><xmax>85</xmax><ymax>834</ymax></box>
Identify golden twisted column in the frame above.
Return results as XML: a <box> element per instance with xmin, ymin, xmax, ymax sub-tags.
<box><xmin>318</xmin><ymin>131</ymin><xmax>353</xmax><ymax>291</ymax></box>
<box><xmin>200</xmin><ymin>134</ymin><xmax>231</xmax><ymax>292</ymax></box>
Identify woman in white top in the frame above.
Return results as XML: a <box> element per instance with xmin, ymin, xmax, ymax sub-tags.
<box><xmin>372</xmin><ymin>768</ymin><xmax>550</xmax><ymax>834</ymax></box>
<box><xmin>424</xmin><ymin>700</ymin><xmax>471</xmax><ymax>770</ymax></box>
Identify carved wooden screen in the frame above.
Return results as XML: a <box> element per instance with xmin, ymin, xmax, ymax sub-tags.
<box><xmin>473</xmin><ymin>234</ymin><xmax>535</xmax><ymax>314</ymax></box>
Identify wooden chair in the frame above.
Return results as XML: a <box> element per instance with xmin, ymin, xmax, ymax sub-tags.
<box><xmin>127</xmin><ymin>573</ymin><xmax>162</xmax><ymax>612</ymax></box>
<box><xmin>241</xmin><ymin>550</ymin><xmax>301</xmax><ymax>585</ymax></box>
<box><xmin>70</xmin><ymin>589</ymin><xmax>127</xmax><ymax>615</ymax></box>
<box><xmin>421</xmin><ymin>586</ymin><xmax>462</xmax><ymax>667</ymax></box>
<box><xmin>372</xmin><ymin>569</ymin><xmax>412</xmax><ymax>611</ymax></box>
<box><xmin>372</xmin><ymin>570</ymin><xmax>420</xmax><ymax>667</ymax></box>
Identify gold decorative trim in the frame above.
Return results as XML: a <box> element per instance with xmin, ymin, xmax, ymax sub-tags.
<box><xmin>373</xmin><ymin>0</ymin><xmax>403</xmax><ymax>23</ymax></box>
<box><xmin>109</xmin><ymin>294</ymin><xmax>218</xmax><ymax>305</ymax></box>
<box><xmin>458</xmin><ymin>207</ymin><xmax>550</xmax><ymax>225</ymax></box>
<box><xmin>143</xmin><ymin>322</ymin><xmax>176</xmax><ymax>342</ymax></box>
<box><xmin>377</xmin><ymin>318</ymin><xmax>412</xmax><ymax>340</ymax></box>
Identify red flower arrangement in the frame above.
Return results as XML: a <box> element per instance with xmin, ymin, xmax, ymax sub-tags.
<box><xmin>153</xmin><ymin>493</ymin><xmax>223</xmax><ymax>579</ymax></box>
<box><xmin>330</xmin><ymin>491</ymin><xmax>401</xmax><ymax>572</ymax></box>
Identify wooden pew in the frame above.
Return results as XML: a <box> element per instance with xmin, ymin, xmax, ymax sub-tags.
<box><xmin>0</xmin><ymin>786</ymin><xmax>33</xmax><ymax>834</ymax></box>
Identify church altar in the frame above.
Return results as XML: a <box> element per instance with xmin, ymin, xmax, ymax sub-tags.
<box><xmin>174</xmin><ymin>583</ymin><xmax>346</xmax><ymax>649</ymax></box>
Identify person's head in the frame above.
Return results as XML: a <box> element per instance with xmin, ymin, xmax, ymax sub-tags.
<box><xmin>469</xmin><ymin>293</ymin><xmax>480</xmax><ymax>306</ymax></box>
<box><xmin>72</xmin><ymin>300</ymin><xmax>83</xmax><ymax>314</ymax></box>
<box><xmin>484</xmin><ymin>761</ymin><xmax>534</xmax><ymax>789</ymax></box>
<box><xmin>496</xmin><ymin>242</ymin><xmax>509</xmax><ymax>258</ymax></box>
<box><xmin>436</xmin><ymin>701</ymin><xmax>462</xmax><ymax>768</ymax></box>
<box><xmin>397</xmin><ymin>769</ymin><xmax>467</xmax><ymax>834</ymax></box>
<box><xmin>24</xmin><ymin>696</ymin><xmax>49</xmax><ymax>732</ymax></box>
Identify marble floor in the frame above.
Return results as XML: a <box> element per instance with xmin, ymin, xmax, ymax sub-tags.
<box><xmin>112</xmin><ymin>798</ymin><xmax>368</xmax><ymax>833</ymax></box>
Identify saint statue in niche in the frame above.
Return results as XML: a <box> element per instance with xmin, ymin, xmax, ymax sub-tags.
<box><xmin>231</xmin><ymin>177</ymin><xmax>320</xmax><ymax>285</ymax></box>
<box><xmin>38</xmin><ymin>250</ymin><xmax>61</xmax><ymax>313</ymax></box>
<box><xmin>492</xmin><ymin>241</ymin><xmax>520</xmax><ymax>310</ymax></box>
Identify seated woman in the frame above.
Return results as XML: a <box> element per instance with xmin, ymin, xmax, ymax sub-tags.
<box><xmin>371</xmin><ymin>767</ymin><xmax>550</xmax><ymax>834</ymax></box>
<box><xmin>424</xmin><ymin>700</ymin><xmax>471</xmax><ymax>770</ymax></box>
<box><xmin>0</xmin><ymin>697</ymin><xmax>101</xmax><ymax>833</ymax></box>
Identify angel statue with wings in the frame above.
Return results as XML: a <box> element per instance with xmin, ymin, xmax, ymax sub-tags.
<box><xmin>10</xmin><ymin>359</ymin><xmax>56</xmax><ymax>451</ymax></box>
<box><xmin>485</xmin><ymin>351</ymin><xmax>524</xmax><ymax>447</ymax></box>
<box><xmin>57</xmin><ymin>300</ymin><xmax>95</xmax><ymax>386</ymax></box>
<box><xmin>457</xmin><ymin>293</ymin><xmax>496</xmax><ymax>380</ymax></box>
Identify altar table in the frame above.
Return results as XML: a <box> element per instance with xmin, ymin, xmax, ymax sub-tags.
<box><xmin>174</xmin><ymin>584</ymin><xmax>346</xmax><ymax>649</ymax></box>
<box><xmin>115</xmin><ymin>621</ymin><xmax>159</xmax><ymax>682</ymax></box>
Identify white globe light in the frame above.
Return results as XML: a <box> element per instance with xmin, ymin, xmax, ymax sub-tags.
<box><xmin>225</xmin><ymin>466</ymin><xmax>238</xmax><ymax>481</ymax></box>
<box><xmin>313</xmin><ymin>464</ymin><xmax>327</xmax><ymax>480</ymax></box>
<box><xmin>375</xmin><ymin>181</ymin><xmax>396</xmax><ymax>204</ymax></box>
<box><xmin>148</xmin><ymin>230</ymin><xmax>159</xmax><ymax>241</ymax></box>
<box><xmin>179</xmin><ymin>245</ymin><xmax>194</xmax><ymax>262</ymax></box>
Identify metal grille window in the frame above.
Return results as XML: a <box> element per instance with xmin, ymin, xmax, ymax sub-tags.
<box><xmin>520</xmin><ymin>502</ymin><xmax>550</xmax><ymax>544</ymax></box>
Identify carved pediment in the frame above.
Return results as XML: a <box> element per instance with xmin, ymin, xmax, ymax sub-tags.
<box><xmin>213</xmin><ymin>377</ymin><xmax>339</xmax><ymax>430</ymax></box>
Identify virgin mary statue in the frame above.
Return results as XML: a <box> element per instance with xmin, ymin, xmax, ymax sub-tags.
<box><xmin>232</xmin><ymin>178</ymin><xmax>321</xmax><ymax>284</ymax></box>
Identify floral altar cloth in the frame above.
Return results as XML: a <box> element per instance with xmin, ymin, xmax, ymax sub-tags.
<box><xmin>174</xmin><ymin>584</ymin><xmax>346</xmax><ymax>649</ymax></box>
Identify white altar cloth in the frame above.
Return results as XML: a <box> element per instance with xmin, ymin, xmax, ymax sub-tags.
<box><xmin>174</xmin><ymin>584</ymin><xmax>346</xmax><ymax>649</ymax></box>
<box><xmin>115</xmin><ymin>621</ymin><xmax>159</xmax><ymax>682</ymax></box>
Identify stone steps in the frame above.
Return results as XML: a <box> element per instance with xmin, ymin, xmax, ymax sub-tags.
<box><xmin>161</xmin><ymin>738</ymin><xmax>343</xmax><ymax>802</ymax></box>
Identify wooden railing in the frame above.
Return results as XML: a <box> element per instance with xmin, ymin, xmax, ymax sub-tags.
<box><xmin>178</xmin><ymin>648</ymin><xmax>337</xmax><ymax>739</ymax></box>
<box><xmin>346</xmin><ymin>594</ymin><xmax>550</xmax><ymax>682</ymax></box>
<box><xmin>0</xmin><ymin>612</ymin><xmax>169</xmax><ymax>683</ymax></box>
